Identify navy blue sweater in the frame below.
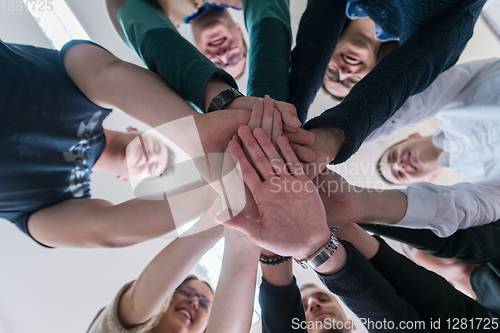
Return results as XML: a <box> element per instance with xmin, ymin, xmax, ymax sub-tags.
<box><xmin>290</xmin><ymin>0</ymin><xmax>487</xmax><ymax>163</ymax></box>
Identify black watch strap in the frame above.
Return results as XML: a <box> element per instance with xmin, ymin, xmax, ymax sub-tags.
<box><xmin>207</xmin><ymin>88</ymin><xmax>244</xmax><ymax>112</ymax></box>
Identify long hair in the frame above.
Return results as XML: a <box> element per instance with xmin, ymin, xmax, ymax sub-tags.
<box><xmin>142</xmin><ymin>275</ymin><xmax>214</xmax><ymax>333</ymax></box>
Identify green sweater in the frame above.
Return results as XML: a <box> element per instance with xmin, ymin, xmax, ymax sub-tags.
<box><xmin>117</xmin><ymin>0</ymin><xmax>292</xmax><ymax>110</ymax></box>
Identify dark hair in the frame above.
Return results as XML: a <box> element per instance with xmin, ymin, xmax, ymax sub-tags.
<box><xmin>375</xmin><ymin>139</ymin><xmax>407</xmax><ymax>185</ymax></box>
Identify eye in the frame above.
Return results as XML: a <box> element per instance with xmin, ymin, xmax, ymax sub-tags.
<box><xmin>398</xmin><ymin>171</ymin><xmax>404</xmax><ymax>179</ymax></box>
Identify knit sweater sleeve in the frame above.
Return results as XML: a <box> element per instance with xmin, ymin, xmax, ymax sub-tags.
<box><xmin>287</xmin><ymin>0</ymin><xmax>347</xmax><ymax>123</ymax></box>
<box><xmin>259</xmin><ymin>276</ymin><xmax>307</xmax><ymax>333</ymax></box>
<box><xmin>117</xmin><ymin>0</ymin><xmax>237</xmax><ymax>111</ymax></box>
<box><xmin>369</xmin><ymin>237</ymin><xmax>491</xmax><ymax>326</ymax></box>
<box><xmin>304</xmin><ymin>0</ymin><xmax>486</xmax><ymax>164</ymax></box>
<box><xmin>318</xmin><ymin>240</ymin><xmax>427</xmax><ymax>332</ymax></box>
<box><xmin>361</xmin><ymin>221</ymin><xmax>500</xmax><ymax>264</ymax></box>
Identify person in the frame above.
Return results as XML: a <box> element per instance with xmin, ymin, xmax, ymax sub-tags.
<box><xmin>106</xmin><ymin>0</ymin><xmax>247</xmax><ymax>78</ymax></box>
<box><xmin>285</xmin><ymin>0</ymin><xmax>488</xmax><ymax>176</ymax></box>
<box><xmin>219</xmin><ymin>126</ymin><xmax>494</xmax><ymax>332</ymax></box>
<box><xmin>107</xmin><ymin>0</ymin><xmax>294</xmax><ymax>113</ymax></box>
<box><xmin>363</xmin><ymin>58</ymin><xmax>500</xmax><ymax>236</ymax></box>
<box><xmin>0</xmin><ymin>38</ymin><xmax>311</xmax><ymax>248</ymax></box>
<box><xmin>86</xmin><ymin>210</ymin><xmax>224</xmax><ymax>332</ymax></box>
<box><xmin>362</xmin><ymin>221</ymin><xmax>500</xmax><ymax>320</ymax></box>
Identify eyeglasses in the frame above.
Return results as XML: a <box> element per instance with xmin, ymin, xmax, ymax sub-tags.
<box><xmin>175</xmin><ymin>284</ymin><xmax>212</xmax><ymax>314</ymax></box>
<box><xmin>325</xmin><ymin>66</ymin><xmax>361</xmax><ymax>90</ymax></box>
<box><xmin>209</xmin><ymin>46</ymin><xmax>246</xmax><ymax>69</ymax></box>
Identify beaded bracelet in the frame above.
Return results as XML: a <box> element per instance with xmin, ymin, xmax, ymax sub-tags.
<box><xmin>259</xmin><ymin>254</ymin><xmax>292</xmax><ymax>266</ymax></box>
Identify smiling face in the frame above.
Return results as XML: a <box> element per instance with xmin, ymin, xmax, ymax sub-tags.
<box><xmin>301</xmin><ymin>287</ymin><xmax>350</xmax><ymax>333</ymax></box>
<box><xmin>156</xmin><ymin>280</ymin><xmax>213</xmax><ymax>333</ymax></box>
<box><xmin>191</xmin><ymin>9</ymin><xmax>246</xmax><ymax>78</ymax></box>
<box><xmin>323</xmin><ymin>18</ymin><xmax>381</xmax><ymax>98</ymax></box>
<box><xmin>125</xmin><ymin>133</ymin><xmax>169</xmax><ymax>180</ymax></box>
<box><xmin>378</xmin><ymin>134</ymin><xmax>442</xmax><ymax>185</ymax></box>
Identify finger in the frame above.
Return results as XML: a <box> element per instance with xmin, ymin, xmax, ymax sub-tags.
<box><xmin>285</xmin><ymin>129</ymin><xmax>316</xmax><ymax>146</ymax></box>
<box><xmin>215</xmin><ymin>211</ymin><xmax>259</xmax><ymax>238</ymax></box>
<box><xmin>238</xmin><ymin>126</ymin><xmax>276</xmax><ymax>181</ymax></box>
<box><xmin>247</xmin><ymin>98</ymin><xmax>264</xmax><ymax>130</ymax></box>
<box><xmin>253</xmin><ymin>128</ymin><xmax>288</xmax><ymax>177</ymax></box>
<box><xmin>271</xmin><ymin>110</ymin><xmax>283</xmax><ymax>148</ymax></box>
<box><xmin>261</xmin><ymin>95</ymin><xmax>274</xmax><ymax>139</ymax></box>
<box><xmin>290</xmin><ymin>143</ymin><xmax>316</xmax><ymax>163</ymax></box>
<box><xmin>274</xmin><ymin>101</ymin><xmax>301</xmax><ymax>131</ymax></box>
<box><xmin>228</xmin><ymin>139</ymin><xmax>262</xmax><ymax>193</ymax></box>
<box><xmin>277</xmin><ymin>136</ymin><xmax>305</xmax><ymax>177</ymax></box>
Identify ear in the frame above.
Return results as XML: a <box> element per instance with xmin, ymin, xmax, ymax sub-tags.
<box><xmin>408</xmin><ymin>133</ymin><xmax>421</xmax><ymax>139</ymax></box>
<box><xmin>236</xmin><ymin>23</ymin><xmax>244</xmax><ymax>38</ymax></box>
<box><xmin>116</xmin><ymin>175</ymin><xmax>128</xmax><ymax>182</ymax></box>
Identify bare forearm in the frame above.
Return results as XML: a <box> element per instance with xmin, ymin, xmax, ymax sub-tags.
<box><xmin>358</xmin><ymin>189</ymin><xmax>407</xmax><ymax>225</ymax></box>
<box><xmin>119</xmin><ymin>223</ymin><xmax>224</xmax><ymax>328</ymax></box>
<box><xmin>207</xmin><ymin>232</ymin><xmax>260</xmax><ymax>333</ymax></box>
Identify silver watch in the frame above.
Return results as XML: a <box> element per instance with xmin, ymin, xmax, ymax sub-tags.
<box><xmin>295</xmin><ymin>228</ymin><xmax>339</xmax><ymax>270</ymax></box>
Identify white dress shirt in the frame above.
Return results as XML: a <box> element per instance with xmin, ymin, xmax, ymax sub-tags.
<box><xmin>365</xmin><ymin>58</ymin><xmax>500</xmax><ymax>237</ymax></box>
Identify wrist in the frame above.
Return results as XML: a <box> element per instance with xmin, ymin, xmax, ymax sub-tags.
<box><xmin>311</xmin><ymin>127</ymin><xmax>345</xmax><ymax>160</ymax></box>
<box><xmin>299</xmin><ymin>227</ymin><xmax>331</xmax><ymax>260</ymax></box>
<box><xmin>204</xmin><ymin>76</ymin><xmax>233</xmax><ymax>112</ymax></box>
<box><xmin>314</xmin><ymin>242</ymin><xmax>347</xmax><ymax>275</ymax></box>
<box><xmin>358</xmin><ymin>189</ymin><xmax>407</xmax><ymax>224</ymax></box>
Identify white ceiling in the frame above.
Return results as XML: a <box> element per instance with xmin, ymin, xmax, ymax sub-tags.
<box><xmin>1</xmin><ymin>1</ymin><xmax>499</xmax><ymax>333</ymax></box>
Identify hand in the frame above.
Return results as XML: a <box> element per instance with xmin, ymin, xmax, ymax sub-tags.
<box><xmin>314</xmin><ymin>169</ymin><xmax>364</xmax><ymax>227</ymax></box>
<box><xmin>217</xmin><ymin>126</ymin><xmax>330</xmax><ymax>259</ymax></box>
<box><xmin>297</xmin><ymin>127</ymin><xmax>346</xmax><ymax>179</ymax></box>
<box><xmin>228</xmin><ymin>96</ymin><xmax>301</xmax><ymax>133</ymax></box>
<box><xmin>244</xmin><ymin>96</ymin><xmax>315</xmax><ymax>162</ymax></box>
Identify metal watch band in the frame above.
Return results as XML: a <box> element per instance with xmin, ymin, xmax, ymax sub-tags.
<box><xmin>295</xmin><ymin>228</ymin><xmax>339</xmax><ymax>270</ymax></box>
<box><xmin>207</xmin><ymin>88</ymin><xmax>244</xmax><ymax>112</ymax></box>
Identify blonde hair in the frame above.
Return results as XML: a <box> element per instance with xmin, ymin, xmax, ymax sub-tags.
<box><xmin>141</xmin><ymin>275</ymin><xmax>213</xmax><ymax>333</ymax></box>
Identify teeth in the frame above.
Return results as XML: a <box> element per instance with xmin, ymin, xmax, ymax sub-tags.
<box><xmin>209</xmin><ymin>38</ymin><xmax>225</xmax><ymax>46</ymax></box>
<box><xmin>179</xmin><ymin>310</ymin><xmax>191</xmax><ymax>320</ymax></box>
<box><xmin>342</xmin><ymin>54</ymin><xmax>361</xmax><ymax>65</ymax></box>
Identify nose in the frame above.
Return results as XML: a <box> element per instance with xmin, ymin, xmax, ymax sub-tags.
<box><xmin>188</xmin><ymin>296</ymin><xmax>199</xmax><ymax>309</ymax></box>
<box><xmin>307</xmin><ymin>298</ymin><xmax>321</xmax><ymax>313</ymax></box>
<box><xmin>338</xmin><ymin>66</ymin><xmax>353</xmax><ymax>81</ymax></box>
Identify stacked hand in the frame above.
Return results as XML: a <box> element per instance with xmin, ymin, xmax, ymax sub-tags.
<box><xmin>217</xmin><ymin>125</ymin><xmax>330</xmax><ymax>260</ymax></box>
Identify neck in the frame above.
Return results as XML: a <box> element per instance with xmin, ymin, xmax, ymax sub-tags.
<box><xmin>425</xmin><ymin>135</ymin><xmax>443</xmax><ymax>161</ymax></box>
<box><xmin>93</xmin><ymin>130</ymin><xmax>137</xmax><ymax>175</ymax></box>
<box><xmin>157</xmin><ymin>0</ymin><xmax>197</xmax><ymax>27</ymax></box>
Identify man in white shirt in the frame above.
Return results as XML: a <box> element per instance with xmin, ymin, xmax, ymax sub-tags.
<box><xmin>362</xmin><ymin>58</ymin><xmax>500</xmax><ymax>237</ymax></box>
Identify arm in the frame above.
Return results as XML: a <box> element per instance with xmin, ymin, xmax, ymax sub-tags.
<box><xmin>361</xmin><ymin>220</ymin><xmax>500</xmax><ymax>264</ymax></box>
<box><xmin>395</xmin><ymin>182</ymin><xmax>500</xmax><ymax>237</ymax></box>
<box><xmin>364</xmin><ymin>59</ymin><xmax>497</xmax><ymax>144</ymax></box>
<box><xmin>206</xmin><ymin>227</ymin><xmax>260</xmax><ymax>333</ymax></box>
<box><xmin>115</xmin><ymin>0</ymin><xmax>237</xmax><ymax>111</ymax></box>
<box><xmin>117</xmin><ymin>213</ymin><xmax>224</xmax><ymax>328</ymax></box>
<box><xmin>317</xmin><ymin>169</ymin><xmax>500</xmax><ymax>238</ymax></box>
<box><xmin>287</xmin><ymin>0</ymin><xmax>347</xmax><ymax>123</ymax></box>
<box><xmin>328</xmin><ymin>224</ymin><xmax>490</xmax><ymax>328</ymax></box>
<box><xmin>304</xmin><ymin>0</ymin><xmax>486</xmax><ymax>164</ymax></box>
<box><xmin>243</xmin><ymin>0</ymin><xmax>292</xmax><ymax>101</ymax></box>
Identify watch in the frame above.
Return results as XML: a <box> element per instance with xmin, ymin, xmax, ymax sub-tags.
<box><xmin>207</xmin><ymin>88</ymin><xmax>244</xmax><ymax>112</ymax></box>
<box><xmin>295</xmin><ymin>228</ymin><xmax>339</xmax><ymax>270</ymax></box>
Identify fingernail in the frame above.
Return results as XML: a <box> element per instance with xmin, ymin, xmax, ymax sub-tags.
<box><xmin>274</xmin><ymin>108</ymin><xmax>278</xmax><ymax>111</ymax></box>
<box><xmin>230</xmin><ymin>130</ymin><xmax>236</xmax><ymax>140</ymax></box>
<box><xmin>293</xmin><ymin>116</ymin><xmax>299</xmax><ymax>121</ymax></box>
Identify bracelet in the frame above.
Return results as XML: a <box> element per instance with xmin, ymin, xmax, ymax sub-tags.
<box><xmin>259</xmin><ymin>254</ymin><xmax>292</xmax><ymax>266</ymax></box>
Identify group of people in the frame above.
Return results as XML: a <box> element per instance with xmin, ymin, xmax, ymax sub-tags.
<box><xmin>2</xmin><ymin>0</ymin><xmax>499</xmax><ymax>332</ymax></box>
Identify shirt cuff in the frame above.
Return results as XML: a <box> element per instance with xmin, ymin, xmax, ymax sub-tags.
<box><xmin>396</xmin><ymin>186</ymin><xmax>438</xmax><ymax>230</ymax></box>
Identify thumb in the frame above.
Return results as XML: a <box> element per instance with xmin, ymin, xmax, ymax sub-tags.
<box><xmin>215</xmin><ymin>210</ymin><xmax>258</xmax><ymax>236</ymax></box>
